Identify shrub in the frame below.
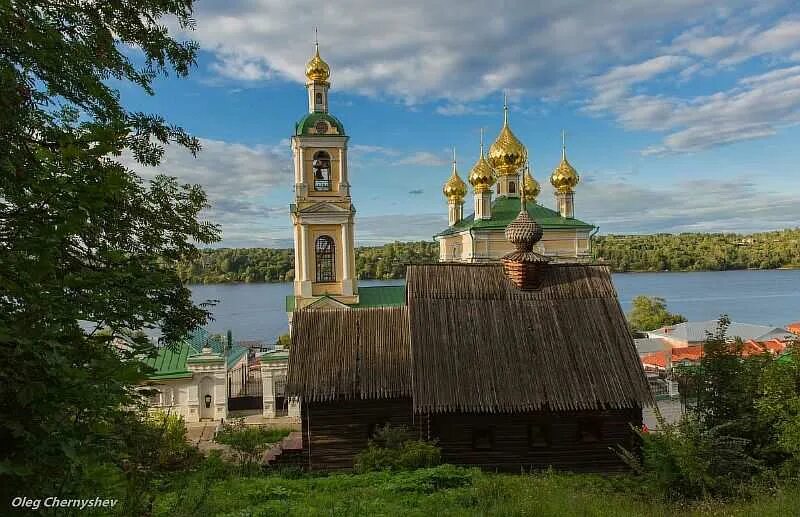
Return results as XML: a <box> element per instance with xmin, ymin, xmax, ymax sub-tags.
<box><xmin>354</xmin><ymin>424</ymin><xmax>441</xmax><ymax>473</ymax></box>
<box><xmin>214</xmin><ymin>419</ymin><xmax>291</xmax><ymax>474</ymax></box>
<box><xmin>621</xmin><ymin>415</ymin><xmax>762</xmax><ymax>500</ymax></box>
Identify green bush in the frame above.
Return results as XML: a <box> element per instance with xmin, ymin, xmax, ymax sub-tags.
<box><xmin>214</xmin><ymin>419</ymin><xmax>291</xmax><ymax>474</ymax></box>
<box><xmin>354</xmin><ymin>424</ymin><xmax>441</xmax><ymax>473</ymax></box>
<box><xmin>383</xmin><ymin>465</ymin><xmax>474</xmax><ymax>493</ymax></box>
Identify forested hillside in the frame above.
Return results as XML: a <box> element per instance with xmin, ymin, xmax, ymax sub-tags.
<box><xmin>593</xmin><ymin>229</ymin><xmax>800</xmax><ymax>272</ymax></box>
<box><xmin>176</xmin><ymin>241</ymin><xmax>439</xmax><ymax>283</ymax></box>
<box><xmin>176</xmin><ymin>229</ymin><xmax>800</xmax><ymax>283</ymax></box>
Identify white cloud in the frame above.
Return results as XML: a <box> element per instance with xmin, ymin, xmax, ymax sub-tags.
<box><xmin>395</xmin><ymin>151</ymin><xmax>449</xmax><ymax>167</ymax></box>
<box><xmin>124</xmin><ymin>138</ymin><xmax>294</xmax><ymax>246</ymax></box>
<box><xmin>184</xmin><ymin>0</ymin><xmax>767</xmax><ymax>102</ymax></box>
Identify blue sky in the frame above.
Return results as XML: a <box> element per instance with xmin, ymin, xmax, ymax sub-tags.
<box><xmin>123</xmin><ymin>1</ymin><xmax>800</xmax><ymax>247</ymax></box>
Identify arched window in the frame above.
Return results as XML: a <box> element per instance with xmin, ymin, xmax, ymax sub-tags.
<box><xmin>509</xmin><ymin>181</ymin><xmax>516</xmax><ymax>194</ymax></box>
<box><xmin>315</xmin><ymin>236</ymin><xmax>336</xmax><ymax>282</ymax></box>
<box><xmin>312</xmin><ymin>151</ymin><xmax>331</xmax><ymax>191</ymax></box>
<box><xmin>315</xmin><ymin>92</ymin><xmax>323</xmax><ymax>105</ymax></box>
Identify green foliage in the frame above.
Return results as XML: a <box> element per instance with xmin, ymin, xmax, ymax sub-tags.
<box><xmin>622</xmin><ymin>319</ymin><xmax>800</xmax><ymax>502</ymax></box>
<box><xmin>0</xmin><ymin>0</ymin><xmax>219</xmax><ymax>504</ymax></box>
<box><xmin>594</xmin><ymin>230</ymin><xmax>800</xmax><ymax>272</ymax></box>
<box><xmin>627</xmin><ymin>295</ymin><xmax>687</xmax><ymax>331</ymax></box>
<box><xmin>276</xmin><ymin>333</ymin><xmax>291</xmax><ymax>349</ymax></box>
<box><xmin>175</xmin><ymin>241</ymin><xmax>439</xmax><ymax>283</ymax></box>
<box><xmin>625</xmin><ymin>416</ymin><xmax>762</xmax><ymax>500</ymax></box>
<box><xmin>151</xmin><ymin>465</ymin><xmax>800</xmax><ymax>516</ymax></box>
<box><xmin>214</xmin><ymin>419</ymin><xmax>291</xmax><ymax>474</ymax></box>
<box><xmin>354</xmin><ymin>424</ymin><xmax>442</xmax><ymax>473</ymax></box>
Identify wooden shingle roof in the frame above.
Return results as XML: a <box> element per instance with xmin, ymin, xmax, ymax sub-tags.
<box><xmin>286</xmin><ymin>263</ymin><xmax>652</xmax><ymax>412</ymax></box>
<box><xmin>286</xmin><ymin>306</ymin><xmax>411</xmax><ymax>402</ymax></box>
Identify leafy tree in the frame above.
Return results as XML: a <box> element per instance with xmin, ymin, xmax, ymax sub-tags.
<box><xmin>0</xmin><ymin>0</ymin><xmax>218</xmax><ymax>503</ymax></box>
<box><xmin>627</xmin><ymin>295</ymin><xmax>687</xmax><ymax>331</ymax></box>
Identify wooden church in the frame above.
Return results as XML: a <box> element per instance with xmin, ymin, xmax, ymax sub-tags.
<box><xmin>287</xmin><ymin>206</ymin><xmax>652</xmax><ymax>472</ymax></box>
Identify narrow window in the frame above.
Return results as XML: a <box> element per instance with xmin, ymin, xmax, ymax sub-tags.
<box><xmin>315</xmin><ymin>92</ymin><xmax>323</xmax><ymax>105</ymax></box>
<box><xmin>527</xmin><ymin>423</ymin><xmax>551</xmax><ymax>448</ymax></box>
<box><xmin>315</xmin><ymin>236</ymin><xmax>336</xmax><ymax>282</ymax></box>
<box><xmin>472</xmin><ymin>427</ymin><xmax>494</xmax><ymax>450</ymax></box>
<box><xmin>578</xmin><ymin>419</ymin><xmax>602</xmax><ymax>443</ymax></box>
<box><xmin>509</xmin><ymin>181</ymin><xmax>516</xmax><ymax>194</ymax></box>
<box><xmin>312</xmin><ymin>151</ymin><xmax>331</xmax><ymax>191</ymax></box>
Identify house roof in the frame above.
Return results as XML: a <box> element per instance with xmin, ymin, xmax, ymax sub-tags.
<box><xmin>639</xmin><ymin>340</ymin><xmax>789</xmax><ymax>369</ymax></box>
<box><xmin>287</xmin><ymin>263</ymin><xmax>652</xmax><ymax>413</ymax></box>
<box><xmin>435</xmin><ymin>196</ymin><xmax>594</xmax><ymax>238</ymax></box>
<box><xmin>142</xmin><ymin>342</ymin><xmax>194</xmax><ymax>380</ymax></box>
<box><xmin>144</xmin><ymin>328</ymin><xmax>246</xmax><ymax>379</ymax></box>
<box><xmin>285</xmin><ymin>285</ymin><xmax>406</xmax><ymax>312</ymax></box>
<box><xmin>287</xmin><ymin>306</ymin><xmax>411</xmax><ymax>402</ymax></box>
<box><xmin>648</xmin><ymin>321</ymin><xmax>794</xmax><ymax>343</ymax></box>
<box><xmin>787</xmin><ymin>321</ymin><xmax>800</xmax><ymax>334</ymax></box>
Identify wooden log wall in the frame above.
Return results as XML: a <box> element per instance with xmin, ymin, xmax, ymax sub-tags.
<box><xmin>302</xmin><ymin>398</ymin><xmax>418</xmax><ymax>471</ymax></box>
<box><xmin>431</xmin><ymin>408</ymin><xmax>642</xmax><ymax>472</ymax></box>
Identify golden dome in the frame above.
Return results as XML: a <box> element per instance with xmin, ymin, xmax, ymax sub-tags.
<box><xmin>487</xmin><ymin>98</ymin><xmax>527</xmax><ymax>177</ymax></box>
<box><xmin>468</xmin><ymin>129</ymin><xmax>496</xmax><ymax>193</ymax></box>
<box><xmin>443</xmin><ymin>151</ymin><xmax>467</xmax><ymax>203</ymax></box>
<box><xmin>550</xmin><ymin>133</ymin><xmax>580</xmax><ymax>193</ymax></box>
<box><xmin>522</xmin><ymin>164</ymin><xmax>540</xmax><ymax>201</ymax></box>
<box><xmin>305</xmin><ymin>43</ymin><xmax>330</xmax><ymax>83</ymax></box>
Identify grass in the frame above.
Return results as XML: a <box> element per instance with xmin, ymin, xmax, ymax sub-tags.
<box><xmin>152</xmin><ymin>464</ymin><xmax>800</xmax><ymax>516</ymax></box>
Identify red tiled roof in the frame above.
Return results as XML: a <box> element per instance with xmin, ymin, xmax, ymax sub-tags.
<box><xmin>787</xmin><ymin>322</ymin><xmax>800</xmax><ymax>334</ymax></box>
<box><xmin>639</xmin><ymin>340</ymin><xmax>789</xmax><ymax>369</ymax></box>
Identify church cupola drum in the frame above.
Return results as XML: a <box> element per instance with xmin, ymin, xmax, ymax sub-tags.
<box><xmin>289</xmin><ymin>40</ymin><xmax>359</xmax><ymax>311</ymax></box>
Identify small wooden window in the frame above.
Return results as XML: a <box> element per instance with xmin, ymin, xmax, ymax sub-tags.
<box><xmin>315</xmin><ymin>236</ymin><xmax>336</xmax><ymax>282</ymax></box>
<box><xmin>472</xmin><ymin>427</ymin><xmax>494</xmax><ymax>450</ymax></box>
<box><xmin>578</xmin><ymin>419</ymin><xmax>603</xmax><ymax>443</ymax></box>
<box><xmin>527</xmin><ymin>423</ymin><xmax>551</xmax><ymax>448</ymax></box>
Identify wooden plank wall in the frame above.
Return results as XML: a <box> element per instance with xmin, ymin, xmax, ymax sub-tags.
<box><xmin>432</xmin><ymin>408</ymin><xmax>642</xmax><ymax>472</ymax></box>
<box><xmin>302</xmin><ymin>398</ymin><xmax>419</xmax><ymax>471</ymax></box>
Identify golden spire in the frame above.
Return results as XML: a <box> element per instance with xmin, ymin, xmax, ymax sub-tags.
<box><xmin>487</xmin><ymin>93</ymin><xmax>527</xmax><ymax>177</ymax></box>
<box><xmin>550</xmin><ymin>130</ymin><xmax>580</xmax><ymax>193</ymax></box>
<box><xmin>305</xmin><ymin>29</ymin><xmax>330</xmax><ymax>84</ymax></box>
<box><xmin>468</xmin><ymin>128</ymin><xmax>496</xmax><ymax>193</ymax></box>
<box><xmin>522</xmin><ymin>161</ymin><xmax>541</xmax><ymax>202</ymax></box>
<box><xmin>443</xmin><ymin>148</ymin><xmax>467</xmax><ymax>203</ymax></box>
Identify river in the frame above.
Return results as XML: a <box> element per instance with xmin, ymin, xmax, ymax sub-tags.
<box><xmin>190</xmin><ymin>269</ymin><xmax>800</xmax><ymax>343</ymax></box>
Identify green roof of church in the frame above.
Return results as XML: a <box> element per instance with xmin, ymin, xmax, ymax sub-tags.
<box><xmin>295</xmin><ymin>112</ymin><xmax>346</xmax><ymax>136</ymax></box>
<box><xmin>143</xmin><ymin>328</ymin><xmax>248</xmax><ymax>380</ymax></box>
<box><xmin>285</xmin><ymin>285</ymin><xmax>406</xmax><ymax>312</ymax></box>
<box><xmin>143</xmin><ymin>342</ymin><xmax>194</xmax><ymax>380</ymax></box>
<box><xmin>435</xmin><ymin>196</ymin><xmax>595</xmax><ymax>238</ymax></box>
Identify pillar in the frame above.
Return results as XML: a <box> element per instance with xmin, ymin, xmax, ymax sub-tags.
<box><xmin>261</xmin><ymin>365</ymin><xmax>275</xmax><ymax>418</ymax></box>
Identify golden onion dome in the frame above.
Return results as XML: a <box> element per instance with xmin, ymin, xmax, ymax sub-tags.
<box><xmin>487</xmin><ymin>99</ymin><xmax>527</xmax><ymax>177</ymax></box>
<box><xmin>443</xmin><ymin>152</ymin><xmax>467</xmax><ymax>203</ymax></box>
<box><xmin>468</xmin><ymin>129</ymin><xmax>496</xmax><ymax>193</ymax></box>
<box><xmin>305</xmin><ymin>43</ymin><xmax>330</xmax><ymax>83</ymax></box>
<box><xmin>522</xmin><ymin>164</ymin><xmax>541</xmax><ymax>201</ymax></box>
<box><xmin>550</xmin><ymin>133</ymin><xmax>580</xmax><ymax>193</ymax></box>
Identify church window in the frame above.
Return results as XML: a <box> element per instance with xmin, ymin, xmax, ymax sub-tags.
<box><xmin>315</xmin><ymin>92</ymin><xmax>323</xmax><ymax>105</ymax></box>
<box><xmin>313</xmin><ymin>151</ymin><xmax>332</xmax><ymax>191</ymax></box>
<box><xmin>315</xmin><ymin>236</ymin><xmax>336</xmax><ymax>282</ymax></box>
<box><xmin>509</xmin><ymin>181</ymin><xmax>516</xmax><ymax>194</ymax></box>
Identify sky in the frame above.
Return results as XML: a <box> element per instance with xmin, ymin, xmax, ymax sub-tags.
<box><xmin>122</xmin><ymin>0</ymin><xmax>800</xmax><ymax>248</ymax></box>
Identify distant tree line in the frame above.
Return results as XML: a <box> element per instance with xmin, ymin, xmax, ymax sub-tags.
<box><xmin>593</xmin><ymin>229</ymin><xmax>800</xmax><ymax>272</ymax></box>
<box><xmin>176</xmin><ymin>241</ymin><xmax>439</xmax><ymax>284</ymax></box>
<box><xmin>175</xmin><ymin>229</ymin><xmax>800</xmax><ymax>284</ymax></box>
